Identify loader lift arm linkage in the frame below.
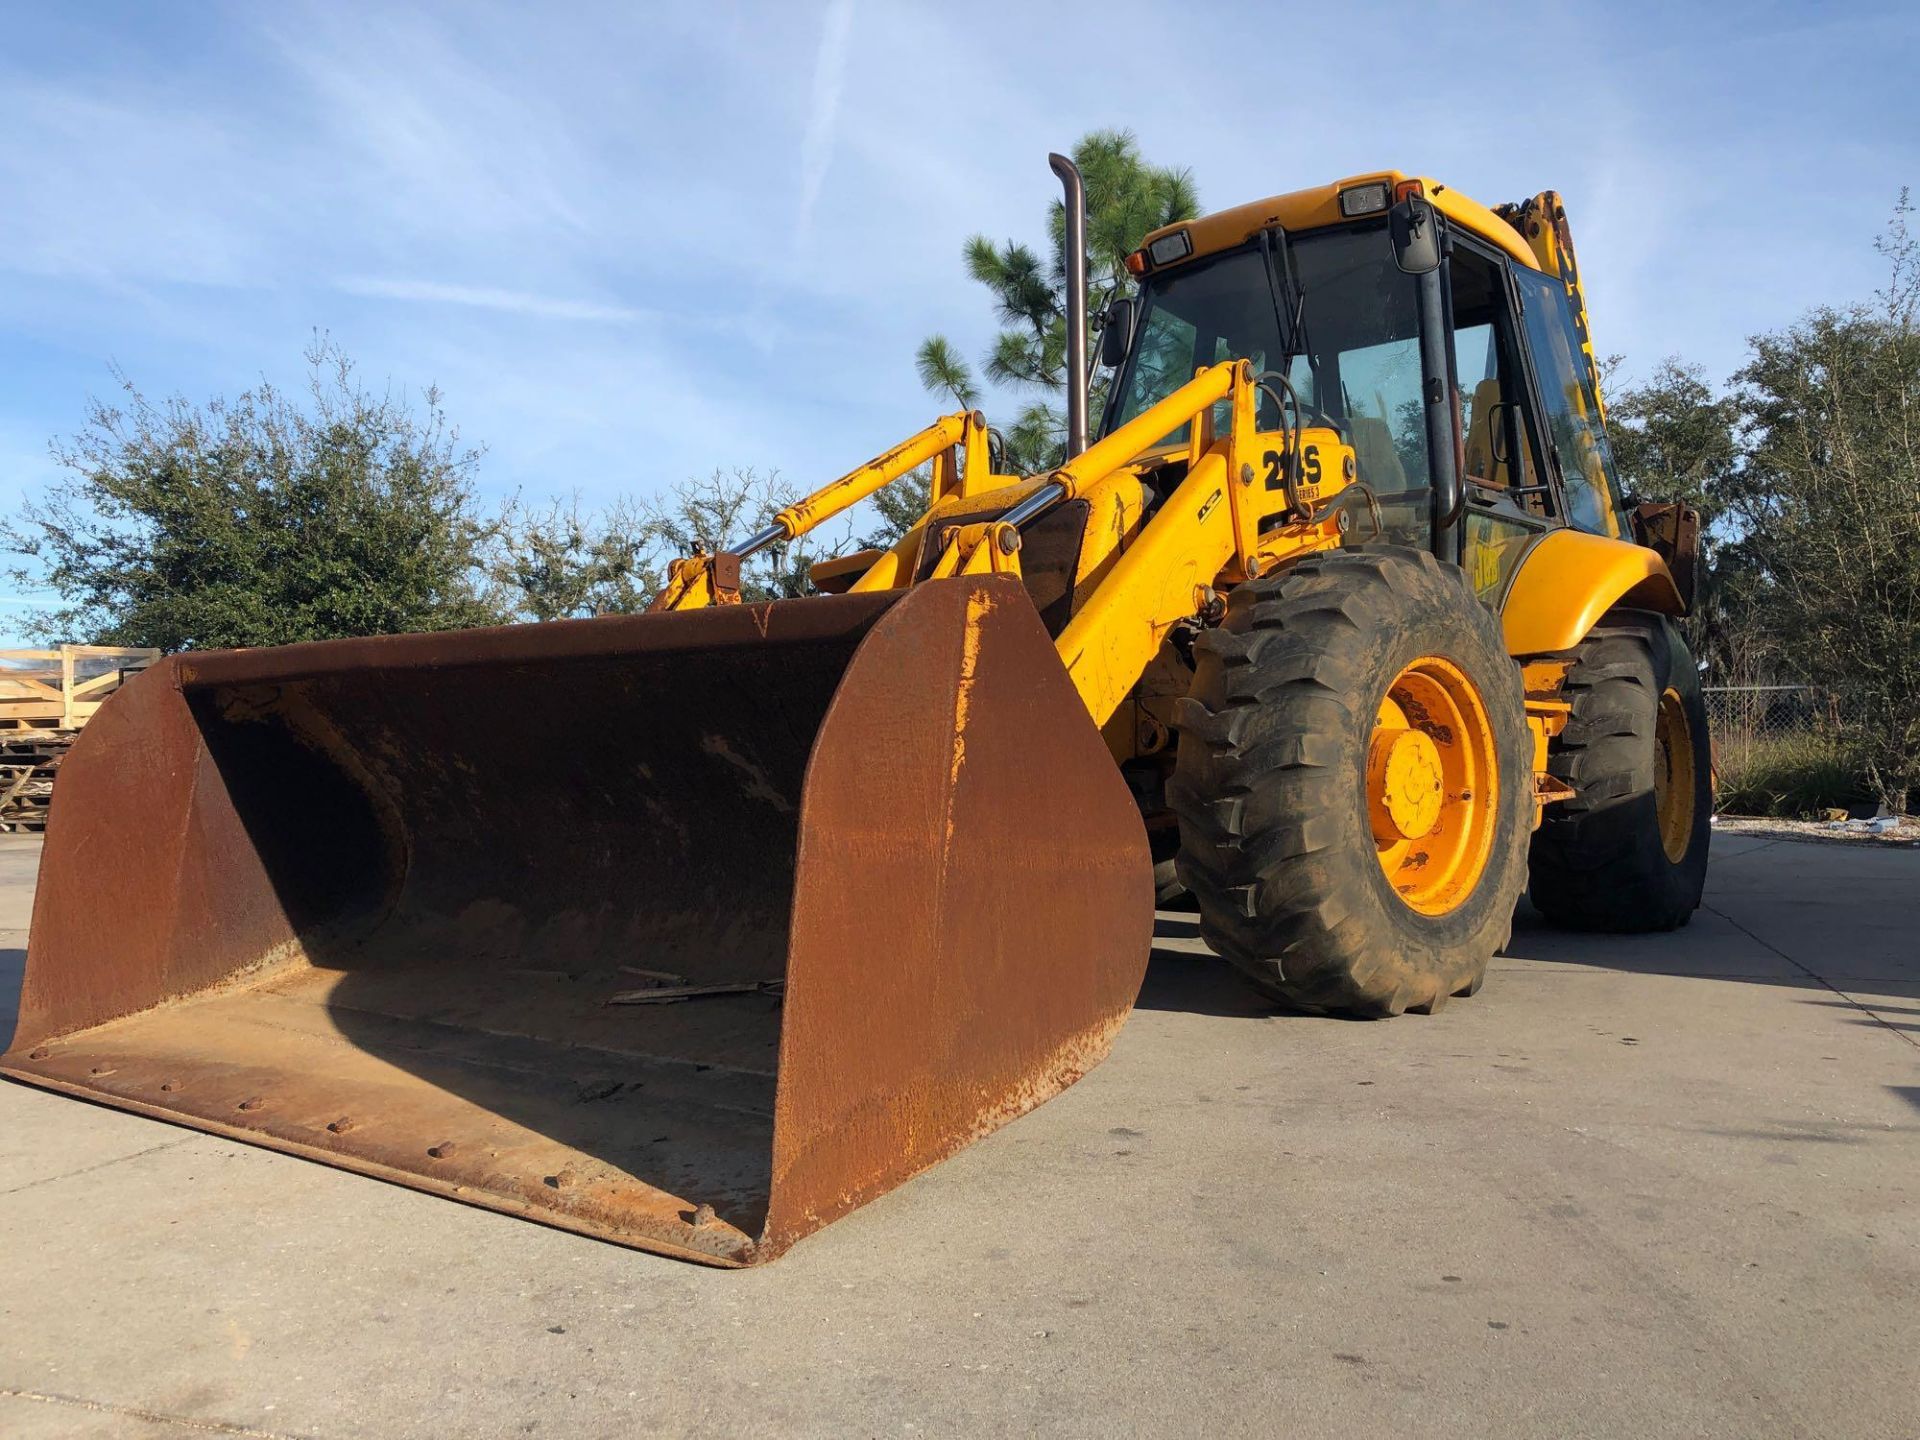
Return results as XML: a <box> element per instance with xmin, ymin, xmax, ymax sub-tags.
<box><xmin>647</xmin><ymin>409</ymin><xmax>990</xmax><ymax>610</ymax></box>
<box><xmin>657</xmin><ymin>359</ymin><xmax>1359</xmax><ymax>732</ymax></box>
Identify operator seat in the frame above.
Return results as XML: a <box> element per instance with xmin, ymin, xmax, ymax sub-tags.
<box><xmin>1348</xmin><ymin>416</ymin><xmax>1407</xmax><ymax>492</ymax></box>
<box><xmin>1462</xmin><ymin>379</ymin><xmax>1509</xmax><ymax>488</ymax></box>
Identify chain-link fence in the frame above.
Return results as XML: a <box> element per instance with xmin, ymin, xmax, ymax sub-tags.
<box><xmin>1705</xmin><ymin>683</ymin><xmax>1864</xmax><ymax>817</ymax></box>
<box><xmin>1703</xmin><ymin>684</ymin><xmax>1831</xmax><ymax>746</ymax></box>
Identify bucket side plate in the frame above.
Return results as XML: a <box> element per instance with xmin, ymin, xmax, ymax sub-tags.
<box><xmin>764</xmin><ymin>576</ymin><xmax>1153</xmax><ymax>1257</ymax></box>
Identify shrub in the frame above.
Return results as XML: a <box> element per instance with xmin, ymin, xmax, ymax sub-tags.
<box><xmin>1713</xmin><ymin>731</ymin><xmax>1874</xmax><ymax>818</ymax></box>
<box><xmin>6</xmin><ymin>339</ymin><xmax>499</xmax><ymax>649</ymax></box>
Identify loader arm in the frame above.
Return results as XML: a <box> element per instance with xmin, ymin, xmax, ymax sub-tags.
<box><xmin>655</xmin><ymin>360</ymin><xmax>1359</xmax><ymax>729</ymax></box>
<box><xmin>650</xmin><ymin>410</ymin><xmax>993</xmax><ymax>610</ymax></box>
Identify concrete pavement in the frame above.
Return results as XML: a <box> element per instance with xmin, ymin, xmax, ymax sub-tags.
<box><xmin>2</xmin><ymin>831</ymin><xmax>1915</xmax><ymax>1438</ymax></box>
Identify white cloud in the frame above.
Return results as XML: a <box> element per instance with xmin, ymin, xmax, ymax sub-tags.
<box><xmin>795</xmin><ymin>0</ymin><xmax>856</xmax><ymax>248</ymax></box>
<box><xmin>255</xmin><ymin>6</ymin><xmax>593</xmax><ymax>243</ymax></box>
<box><xmin>336</xmin><ymin>277</ymin><xmax>645</xmax><ymax>324</ymax></box>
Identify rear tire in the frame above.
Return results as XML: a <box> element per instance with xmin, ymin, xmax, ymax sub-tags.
<box><xmin>1170</xmin><ymin>547</ymin><xmax>1533</xmax><ymax>1017</ymax></box>
<box><xmin>1528</xmin><ymin>615</ymin><xmax>1711</xmax><ymax>931</ymax></box>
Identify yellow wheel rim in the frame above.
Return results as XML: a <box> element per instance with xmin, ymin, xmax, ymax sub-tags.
<box><xmin>1654</xmin><ymin>687</ymin><xmax>1696</xmax><ymax>863</ymax></box>
<box><xmin>1368</xmin><ymin>656</ymin><xmax>1499</xmax><ymax>916</ymax></box>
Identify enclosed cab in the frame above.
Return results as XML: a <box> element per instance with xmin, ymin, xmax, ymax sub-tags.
<box><xmin>1099</xmin><ymin>174</ymin><xmax>1709</xmax><ymax>979</ymax></box>
<box><xmin>1113</xmin><ymin>173</ymin><xmax>1653</xmax><ymax>603</ymax></box>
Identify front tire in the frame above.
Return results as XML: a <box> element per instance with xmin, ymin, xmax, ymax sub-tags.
<box><xmin>1170</xmin><ymin>547</ymin><xmax>1533</xmax><ymax>1017</ymax></box>
<box><xmin>1528</xmin><ymin>615</ymin><xmax>1711</xmax><ymax>931</ymax></box>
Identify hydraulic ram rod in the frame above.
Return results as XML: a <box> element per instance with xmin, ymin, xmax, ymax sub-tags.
<box><xmin>995</xmin><ymin>361</ymin><xmax>1240</xmax><ymax>532</ymax></box>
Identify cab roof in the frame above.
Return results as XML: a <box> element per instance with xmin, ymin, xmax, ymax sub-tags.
<box><xmin>1136</xmin><ymin>171</ymin><xmax>1540</xmax><ymax>274</ymax></box>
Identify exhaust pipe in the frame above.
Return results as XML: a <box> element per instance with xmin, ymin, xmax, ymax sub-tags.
<box><xmin>1049</xmin><ymin>152</ymin><xmax>1089</xmax><ymax>460</ymax></box>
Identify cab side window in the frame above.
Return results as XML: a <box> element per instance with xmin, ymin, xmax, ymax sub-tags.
<box><xmin>1512</xmin><ymin>268</ymin><xmax>1622</xmax><ymax>536</ymax></box>
<box><xmin>1116</xmin><ymin>307</ymin><xmax>1199</xmax><ymax>426</ymax></box>
<box><xmin>1448</xmin><ymin>246</ymin><xmax>1552</xmax><ymax>602</ymax></box>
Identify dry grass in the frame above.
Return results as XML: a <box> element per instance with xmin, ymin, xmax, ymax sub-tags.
<box><xmin>1712</xmin><ymin>730</ymin><xmax>1873</xmax><ymax>819</ymax></box>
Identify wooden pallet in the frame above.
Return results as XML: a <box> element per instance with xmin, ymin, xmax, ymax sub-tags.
<box><xmin>0</xmin><ymin>729</ymin><xmax>69</xmax><ymax>832</ymax></box>
<box><xmin>0</xmin><ymin>646</ymin><xmax>157</xmax><ymax>830</ymax></box>
<box><xmin>0</xmin><ymin>645</ymin><xmax>158</xmax><ymax>731</ymax></box>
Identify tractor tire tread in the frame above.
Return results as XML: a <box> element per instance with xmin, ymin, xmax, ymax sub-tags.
<box><xmin>1172</xmin><ymin>546</ymin><xmax>1532</xmax><ymax>1018</ymax></box>
<box><xmin>1528</xmin><ymin>614</ymin><xmax>1712</xmax><ymax>932</ymax></box>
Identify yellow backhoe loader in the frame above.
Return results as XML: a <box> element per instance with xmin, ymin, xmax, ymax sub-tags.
<box><xmin>2</xmin><ymin>157</ymin><xmax>1711</xmax><ymax>1266</ymax></box>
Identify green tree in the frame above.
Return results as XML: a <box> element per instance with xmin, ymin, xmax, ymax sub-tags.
<box><xmin>490</xmin><ymin>467</ymin><xmax>847</xmax><ymax>618</ymax></box>
<box><xmin>916</xmin><ymin>128</ymin><xmax>1198</xmax><ymax>472</ymax></box>
<box><xmin>1606</xmin><ymin>358</ymin><xmax>1750</xmax><ymax>671</ymax></box>
<box><xmin>6</xmin><ymin>339</ymin><xmax>500</xmax><ymax>650</ymax></box>
<box><xmin>1719</xmin><ymin>201</ymin><xmax>1920</xmax><ymax>811</ymax></box>
<box><xmin>491</xmin><ymin>494</ymin><xmax>657</xmax><ymax>621</ymax></box>
<box><xmin>1608</xmin><ymin>359</ymin><xmax>1741</xmax><ymax>523</ymax></box>
<box><xmin>858</xmin><ymin>467</ymin><xmax>932</xmax><ymax>551</ymax></box>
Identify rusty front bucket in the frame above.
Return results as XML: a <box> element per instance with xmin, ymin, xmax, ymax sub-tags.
<box><xmin>0</xmin><ymin>576</ymin><xmax>1150</xmax><ymax>1266</ymax></box>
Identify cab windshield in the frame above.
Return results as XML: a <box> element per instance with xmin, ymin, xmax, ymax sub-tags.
<box><xmin>1107</xmin><ymin>224</ymin><xmax>1431</xmax><ymax>530</ymax></box>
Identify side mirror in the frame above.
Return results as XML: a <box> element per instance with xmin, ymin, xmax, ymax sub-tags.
<box><xmin>1389</xmin><ymin>196</ymin><xmax>1441</xmax><ymax>275</ymax></box>
<box><xmin>1099</xmin><ymin>297</ymin><xmax>1137</xmax><ymax>369</ymax></box>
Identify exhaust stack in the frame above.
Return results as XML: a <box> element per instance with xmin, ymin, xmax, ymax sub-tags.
<box><xmin>1050</xmin><ymin>152</ymin><xmax>1090</xmax><ymax>460</ymax></box>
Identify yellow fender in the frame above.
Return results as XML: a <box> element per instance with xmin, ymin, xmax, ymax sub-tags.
<box><xmin>1500</xmin><ymin>528</ymin><xmax>1683</xmax><ymax>655</ymax></box>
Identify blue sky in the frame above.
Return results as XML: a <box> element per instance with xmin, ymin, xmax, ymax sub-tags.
<box><xmin>1</xmin><ymin>0</ymin><xmax>1915</xmax><ymax>636</ymax></box>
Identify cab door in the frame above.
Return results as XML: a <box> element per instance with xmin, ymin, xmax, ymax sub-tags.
<box><xmin>1508</xmin><ymin>265</ymin><xmax>1628</xmax><ymax>539</ymax></box>
<box><xmin>1445</xmin><ymin>240</ymin><xmax>1560</xmax><ymax>605</ymax></box>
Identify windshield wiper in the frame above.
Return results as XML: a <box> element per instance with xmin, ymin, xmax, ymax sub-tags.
<box><xmin>1260</xmin><ymin>226</ymin><xmax>1336</xmax><ymax>436</ymax></box>
<box><xmin>1259</xmin><ymin>227</ymin><xmax>1307</xmax><ymax>363</ymax></box>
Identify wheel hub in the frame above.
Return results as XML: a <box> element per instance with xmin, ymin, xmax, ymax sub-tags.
<box><xmin>1654</xmin><ymin>687</ymin><xmax>1697</xmax><ymax>863</ymax></box>
<box><xmin>1368</xmin><ymin>656</ymin><xmax>1500</xmax><ymax>917</ymax></box>
<box><xmin>1369</xmin><ymin>726</ymin><xmax>1445</xmax><ymax>841</ymax></box>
